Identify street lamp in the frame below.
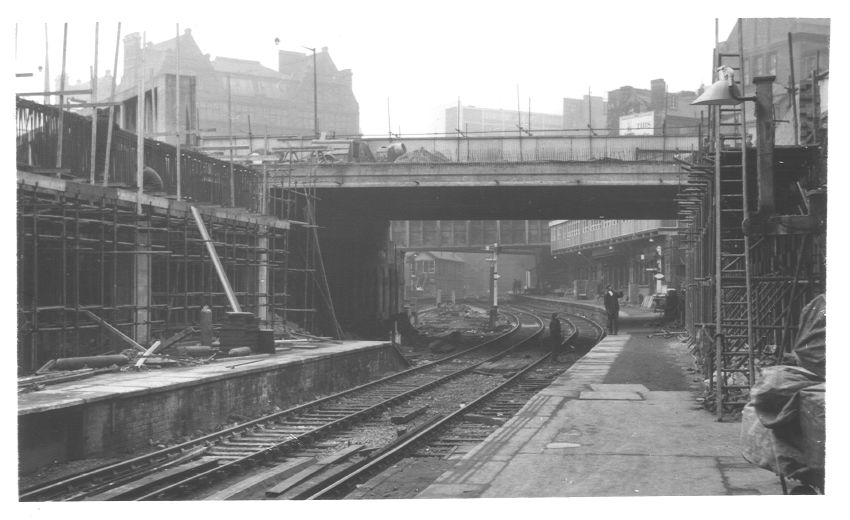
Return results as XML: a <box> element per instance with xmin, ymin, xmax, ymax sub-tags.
<box><xmin>302</xmin><ymin>46</ymin><xmax>319</xmax><ymax>139</ymax></box>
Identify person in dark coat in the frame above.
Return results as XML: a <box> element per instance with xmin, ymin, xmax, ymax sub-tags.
<box><xmin>603</xmin><ymin>285</ymin><xmax>623</xmax><ymax>334</ymax></box>
<box><xmin>549</xmin><ymin>313</ymin><xmax>563</xmax><ymax>362</ymax></box>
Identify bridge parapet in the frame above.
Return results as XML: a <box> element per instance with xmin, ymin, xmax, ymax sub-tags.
<box><xmin>200</xmin><ymin>134</ymin><xmax>699</xmax><ymax>164</ymax></box>
<box><xmin>15</xmin><ymin>98</ymin><xmax>276</xmax><ymax>216</ymax></box>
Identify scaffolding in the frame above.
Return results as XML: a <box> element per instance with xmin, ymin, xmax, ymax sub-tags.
<box><xmin>14</xmin><ymin>92</ymin><xmax>339</xmax><ymax>374</ymax></box>
<box><xmin>676</xmin><ymin>19</ymin><xmax>827</xmax><ymax>418</ymax></box>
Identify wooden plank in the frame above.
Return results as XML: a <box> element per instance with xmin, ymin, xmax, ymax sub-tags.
<box><xmin>391</xmin><ymin>405</ymin><xmax>429</xmax><ymax>425</ymax></box>
<box><xmin>82</xmin><ymin>310</ymin><xmax>146</xmax><ymax>352</ymax></box>
<box><xmin>283</xmin><ymin>460</ymin><xmax>359</xmax><ymax>500</ymax></box>
<box><xmin>34</xmin><ymin>359</ymin><xmax>56</xmax><ymax>375</ymax></box>
<box><xmin>87</xmin><ymin>459</ymin><xmax>218</xmax><ymax>501</ymax></box>
<box><xmin>134</xmin><ymin>341</ymin><xmax>162</xmax><ymax>369</ymax></box>
<box><xmin>157</xmin><ymin>327</ymin><xmax>197</xmax><ymax>352</ymax></box>
<box><xmin>463</xmin><ymin>413</ymin><xmax>507</xmax><ymax>427</ymax></box>
<box><xmin>264</xmin><ymin>445</ymin><xmax>363</xmax><ymax>497</ymax></box>
<box><xmin>202</xmin><ymin>457</ymin><xmax>316</xmax><ymax>500</ymax></box>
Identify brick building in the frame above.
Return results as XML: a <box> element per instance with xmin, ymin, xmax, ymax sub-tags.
<box><xmin>719</xmin><ymin>18</ymin><xmax>829</xmax><ymax>145</ymax></box>
<box><xmin>114</xmin><ymin>29</ymin><xmax>359</xmax><ymax>146</ymax></box>
<box><xmin>607</xmin><ymin>79</ymin><xmax>703</xmax><ymax>136</ymax></box>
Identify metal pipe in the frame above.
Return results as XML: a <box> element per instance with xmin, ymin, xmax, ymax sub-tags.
<box><xmin>787</xmin><ymin>33</ymin><xmax>800</xmax><ymax>145</ymax></box>
<box><xmin>175</xmin><ymin>23</ymin><xmax>182</xmax><ymax>200</ymax></box>
<box><xmin>136</xmin><ymin>33</ymin><xmax>145</xmax><ymax>213</ymax></box>
<box><xmin>103</xmin><ymin>23</ymin><xmax>120</xmax><ymax>186</ymax></box>
<box><xmin>89</xmin><ymin>22</ymin><xmax>99</xmax><ymax>184</ymax></box>
<box><xmin>190</xmin><ymin>205</ymin><xmax>242</xmax><ymax>313</ymax></box>
<box><xmin>754</xmin><ymin>75</ymin><xmax>777</xmax><ymax>214</ymax></box>
<box><xmin>227</xmin><ymin>74</ymin><xmax>234</xmax><ymax>206</ymax></box>
<box><xmin>56</xmin><ymin>23</ymin><xmax>68</xmax><ymax>171</ymax></box>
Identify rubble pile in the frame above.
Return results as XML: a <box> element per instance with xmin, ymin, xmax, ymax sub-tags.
<box><xmin>393</xmin><ymin>147</ymin><xmax>450</xmax><ymax>163</ymax></box>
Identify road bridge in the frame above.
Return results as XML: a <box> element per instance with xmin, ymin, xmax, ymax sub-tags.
<box><xmin>252</xmin><ymin>135</ymin><xmax>696</xmax><ymax>220</ymax></box>
<box><xmin>278</xmin><ymin>160</ymin><xmax>686</xmax><ymax>220</ymax></box>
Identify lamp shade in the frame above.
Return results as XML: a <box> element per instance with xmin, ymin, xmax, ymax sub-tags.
<box><xmin>691</xmin><ymin>79</ymin><xmax>743</xmax><ymax>106</ymax></box>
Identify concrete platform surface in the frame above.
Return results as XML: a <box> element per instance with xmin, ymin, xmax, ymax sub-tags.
<box><xmin>18</xmin><ymin>341</ymin><xmax>388</xmax><ymax>416</ymax></box>
<box><xmin>527</xmin><ymin>293</ymin><xmax>659</xmax><ymax>319</ymax></box>
<box><xmin>417</xmin><ymin>317</ymin><xmax>781</xmax><ymax>498</ymax></box>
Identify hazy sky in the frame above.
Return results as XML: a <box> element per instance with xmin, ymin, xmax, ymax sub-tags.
<box><xmin>10</xmin><ymin>1</ymin><xmax>833</xmax><ymax>137</ymax></box>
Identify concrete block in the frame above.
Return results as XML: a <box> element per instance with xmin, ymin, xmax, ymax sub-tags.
<box><xmin>589</xmin><ymin>384</ymin><xmax>649</xmax><ymax>393</ymax></box>
<box><xmin>579</xmin><ymin>391</ymin><xmax>643</xmax><ymax>400</ymax></box>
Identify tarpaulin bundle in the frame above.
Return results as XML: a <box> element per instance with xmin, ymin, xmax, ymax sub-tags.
<box><xmin>741</xmin><ymin>294</ymin><xmax>826</xmax><ymax>490</ymax></box>
<box><xmin>793</xmin><ymin>294</ymin><xmax>825</xmax><ymax>378</ymax></box>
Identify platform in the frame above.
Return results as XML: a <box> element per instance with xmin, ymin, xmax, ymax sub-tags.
<box><xmin>417</xmin><ymin>315</ymin><xmax>781</xmax><ymax>497</ymax></box>
<box><xmin>18</xmin><ymin>340</ymin><xmax>402</xmax><ymax>473</ymax></box>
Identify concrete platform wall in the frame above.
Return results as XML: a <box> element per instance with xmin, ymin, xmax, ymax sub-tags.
<box><xmin>19</xmin><ymin>344</ymin><xmax>405</xmax><ymax>473</ymax></box>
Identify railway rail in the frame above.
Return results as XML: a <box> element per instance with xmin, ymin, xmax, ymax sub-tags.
<box><xmin>298</xmin><ymin>303</ymin><xmax>604</xmax><ymax>499</ymax></box>
<box><xmin>21</xmin><ymin>302</ymin><xmax>604</xmax><ymax>501</ymax></box>
<box><xmin>20</xmin><ymin>310</ymin><xmax>535</xmax><ymax>501</ymax></box>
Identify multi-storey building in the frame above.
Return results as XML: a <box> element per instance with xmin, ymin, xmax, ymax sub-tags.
<box><xmin>607</xmin><ymin>79</ymin><xmax>703</xmax><ymax>136</ymax></box>
<box><xmin>718</xmin><ymin>18</ymin><xmax>829</xmax><ymax>145</ymax></box>
<box><xmin>562</xmin><ymin>94</ymin><xmax>608</xmax><ymax>134</ymax></box>
<box><xmin>445</xmin><ymin>104</ymin><xmax>562</xmax><ymax>136</ymax></box>
<box><xmin>113</xmin><ymin>29</ymin><xmax>359</xmax><ymax>147</ymax></box>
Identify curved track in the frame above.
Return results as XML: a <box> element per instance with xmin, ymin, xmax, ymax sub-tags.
<box><xmin>299</xmin><ymin>304</ymin><xmax>605</xmax><ymax>499</ymax></box>
<box><xmin>21</xmin><ymin>311</ymin><xmax>540</xmax><ymax>502</ymax></box>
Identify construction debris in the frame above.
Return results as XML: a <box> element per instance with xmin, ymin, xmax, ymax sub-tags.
<box><xmin>52</xmin><ymin>354</ymin><xmax>129</xmax><ymax>371</ymax></box>
<box><xmin>82</xmin><ymin>310</ymin><xmax>146</xmax><ymax>352</ymax></box>
<box><xmin>393</xmin><ymin>147</ymin><xmax>450</xmax><ymax>163</ymax></box>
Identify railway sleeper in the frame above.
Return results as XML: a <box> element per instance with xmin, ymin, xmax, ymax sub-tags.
<box><xmin>86</xmin><ymin>459</ymin><xmax>219</xmax><ymax>501</ymax></box>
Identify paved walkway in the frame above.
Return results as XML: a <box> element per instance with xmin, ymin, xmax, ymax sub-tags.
<box><xmin>417</xmin><ymin>315</ymin><xmax>781</xmax><ymax>497</ymax></box>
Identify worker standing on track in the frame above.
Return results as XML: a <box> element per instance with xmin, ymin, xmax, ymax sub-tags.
<box><xmin>549</xmin><ymin>312</ymin><xmax>563</xmax><ymax>362</ymax></box>
<box><xmin>603</xmin><ymin>285</ymin><xmax>623</xmax><ymax>335</ymax></box>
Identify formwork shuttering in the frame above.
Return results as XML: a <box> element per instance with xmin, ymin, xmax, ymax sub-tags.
<box><xmin>16</xmin><ymin>98</ymin><xmax>323</xmax><ymax>374</ymax></box>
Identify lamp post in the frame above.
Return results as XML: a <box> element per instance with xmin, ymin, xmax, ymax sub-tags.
<box><xmin>302</xmin><ymin>46</ymin><xmax>318</xmax><ymax>139</ymax></box>
<box><xmin>485</xmin><ymin>244</ymin><xmax>500</xmax><ymax>328</ymax></box>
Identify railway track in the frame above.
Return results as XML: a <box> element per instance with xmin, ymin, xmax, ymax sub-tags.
<box><xmin>296</xmin><ymin>304</ymin><xmax>605</xmax><ymax>499</ymax></box>
<box><xmin>21</xmin><ymin>302</ymin><xmax>605</xmax><ymax>501</ymax></box>
<box><xmin>20</xmin><ymin>310</ymin><xmax>538</xmax><ymax>502</ymax></box>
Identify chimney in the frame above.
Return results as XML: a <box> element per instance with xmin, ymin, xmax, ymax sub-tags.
<box><xmin>650</xmin><ymin>78</ymin><xmax>666</xmax><ymax>112</ymax></box>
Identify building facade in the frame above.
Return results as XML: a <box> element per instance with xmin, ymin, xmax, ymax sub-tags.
<box><xmin>445</xmin><ymin>105</ymin><xmax>563</xmax><ymax>136</ymax></box>
<box><xmin>548</xmin><ymin>219</ymin><xmax>680</xmax><ymax>303</ymax></box>
<box><xmin>114</xmin><ymin>29</ymin><xmax>359</xmax><ymax>147</ymax></box>
<box><xmin>405</xmin><ymin>251</ymin><xmax>466</xmax><ymax>300</ymax></box>
<box><xmin>562</xmin><ymin>94</ymin><xmax>608</xmax><ymax>134</ymax></box>
<box><xmin>607</xmin><ymin>79</ymin><xmax>703</xmax><ymax>136</ymax></box>
<box><xmin>719</xmin><ymin>18</ymin><xmax>829</xmax><ymax>145</ymax></box>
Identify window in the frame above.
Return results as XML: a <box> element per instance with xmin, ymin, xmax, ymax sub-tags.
<box><xmin>668</xmin><ymin>95</ymin><xmax>678</xmax><ymax>110</ymax></box>
<box><xmin>767</xmin><ymin>52</ymin><xmax>778</xmax><ymax>76</ymax></box>
<box><xmin>753</xmin><ymin>55</ymin><xmax>764</xmax><ymax>76</ymax></box>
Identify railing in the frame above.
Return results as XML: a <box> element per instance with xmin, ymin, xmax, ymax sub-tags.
<box><xmin>199</xmin><ymin>133</ymin><xmax>700</xmax><ymax>165</ymax></box>
<box><xmin>15</xmin><ymin>98</ymin><xmax>266</xmax><ymax>214</ymax></box>
<box><xmin>550</xmin><ymin>219</ymin><xmax>679</xmax><ymax>251</ymax></box>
